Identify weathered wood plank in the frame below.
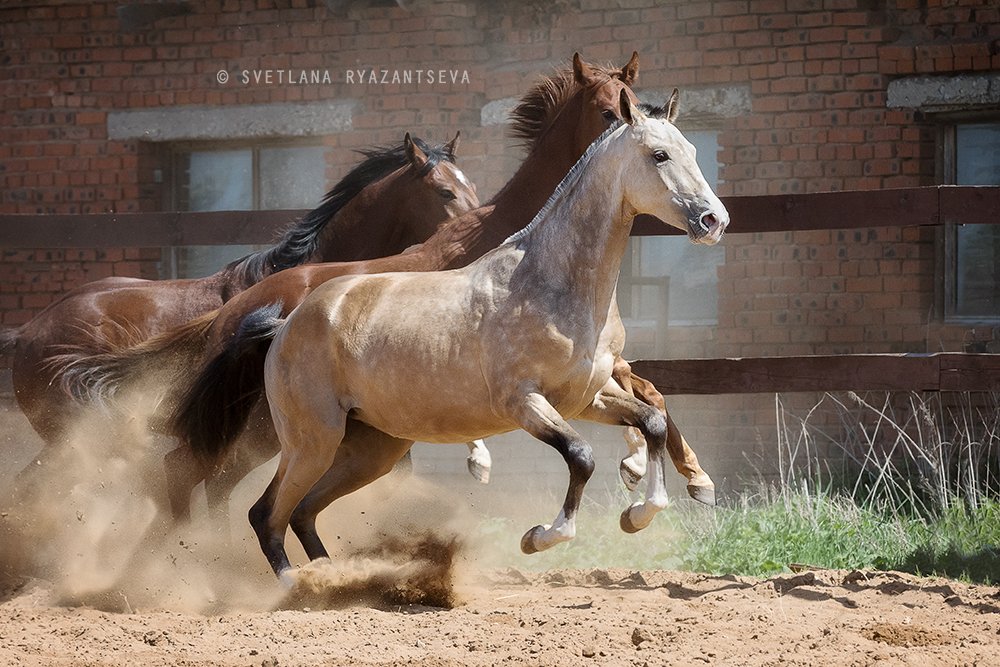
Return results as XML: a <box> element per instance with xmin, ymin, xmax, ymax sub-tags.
<box><xmin>630</xmin><ymin>353</ymin><xmax>1000</xmax><ymax>395</ymax></box>
<box><xmin>633</xmin><ymin>186</ymin><xmax>944</xmax><ymax>237</ymax></box>
<box><xmin>2</xmin><ymin>186</ymin><xmax>997</xmax><ymax>248</ymax></box>
<box><xmin>0</xmin><ymin>210</ymin><xmax>298</xmax><ymax>248</ymax></box>
<box><xmin>937</xmin><ymin>353</ymin><xmax>1000</xmax><ymax>392</ymax></box>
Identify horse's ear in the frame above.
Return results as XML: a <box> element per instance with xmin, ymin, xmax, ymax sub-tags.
<box><xmin>620</xmin><ymin>51</ymin><xmax>639</xmax><ymax>85</ymax></box>
<box><xmin>573</xmin><ymin>52</ymin><xmax>598</xmax><ymax>86</ymax></box>
<box><xmin>666</xmin><ymin>88</ymin><xmax>680</xmax><ymax>123</ymax></box>
<box><xmin>618</xmin><ymin>89</ymin><xmax>645</xmax><ymax>126</ymax></box>
<box><xmin>444</xmin><ymin>131</ymin><xmax>460</xmax><ymax>160</ymax></box>
<box><xmin>404</xmin><ymin>132</ymin><xmax>428</xmax><ymax>169</ymax></box>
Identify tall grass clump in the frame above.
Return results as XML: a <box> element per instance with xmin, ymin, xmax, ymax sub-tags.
<box><xmin>673</xmin><ymin>391</ymin><xmax>1000</xmax><ymax>583</ymax></box>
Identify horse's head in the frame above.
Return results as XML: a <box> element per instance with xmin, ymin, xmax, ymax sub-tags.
<box><xmin>510</xmin><ymin>52</ymin><xmax>641</xmax><ymax>160</ymax></box>
<box><xmin>570</xmin><ymin>51</ymin><xmax>641</xmax><ymax>156</ymax></box>
<box><xmin>399</xmin><ymin>132</ymin><xmax>480</xmax><ymax>237</ymax></box>
<box><xmin>616</xmin><ymin>89</ymin><xmax>729</xmax><ymax>245</ymax></box>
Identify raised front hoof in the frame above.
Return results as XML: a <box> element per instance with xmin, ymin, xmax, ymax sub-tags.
<box><xmin>519</xmin><ymin>525</ymin><xmax>547</xmax><ymax>555</ymax></box>
<box><xmin>619</xmin><ymin>460</ymin><xmax>643</xmax><ymax>492</ymax></box>
<box><xmin>619</xmin><ymin>507</ymin><xmax>643</xmax><ymax>534</ymax></box>
<box><xmin>687</xmin><ymin>483</ymin><xmax>716</xmax><ymax>506</ymax></box>
<box><xmin>467</xmin><ymin>457</ymin><xmax>491</xmax><ymax>484</ymax></box>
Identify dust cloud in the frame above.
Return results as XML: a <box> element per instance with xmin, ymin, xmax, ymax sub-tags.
<box><xmin>0</xmin><ymin>398</ymin><xmax>478</xmax><ymax>614</ymax></box>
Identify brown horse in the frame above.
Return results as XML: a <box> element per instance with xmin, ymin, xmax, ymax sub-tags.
<box><xmin>59</xmin><ymin>53</ymin><xmax>714</xmax><ymax>524</ymax></box>
<box><xmin>1</xmin><ymin>134</ymin><xmax>477</xmax><ymax>472</ymax></box>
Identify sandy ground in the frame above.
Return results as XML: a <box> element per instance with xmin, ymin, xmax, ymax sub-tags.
<box><xmin>1</xmin><ymin>566</ymin><xmax>998</xmax><ymax>667</ymax></box>
<box><xmin>1</xmin><ymin>403</ymin><xmax>998</xmax><ymax>667</ymax></box>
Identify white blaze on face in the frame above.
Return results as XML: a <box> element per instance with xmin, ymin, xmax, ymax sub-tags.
<box><xmin>453</xmin><ymin>166</ymin><xmax>471</xmax><ymax>189</ymax></box>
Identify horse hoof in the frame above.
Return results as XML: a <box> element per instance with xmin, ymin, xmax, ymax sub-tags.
<box><xmin>277</xmin><ymin>568</ymin><xmax>297</xmax><ymax>590</ymax></box>
<box><xmin>619</xmin><ymin>508</ymin><xmax>642</xmax><ymax>534</ymax></box>
<box><xmin>687</xmin><ymin>483</ymin><xmax>716</xmax><ymax>506</ymax></box>
<box><xmin>467</xmin><ymin>458</ymin><xmax>491</xmax><ymax>484</ymax></box>
<box><xmin>520</xmin><ymin>525</ymin><xmax>546</xmax><ymax>555</ymax></box>
<box><xmin>619</xmin><ymin>462</ymin><xmax>642</xmax><ymax>492</ymax></box>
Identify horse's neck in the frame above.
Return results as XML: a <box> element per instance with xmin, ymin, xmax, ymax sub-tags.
<box><xmin>312</xmin><ymin>171</ymin><xmax>411</xmax><ymax>263</ymax></box>
<box><xmin>412</xmin><ymin>105</ymin><xmax>587</xmax><ymax>269</ymax></box>
<box><xmin>487</xmin><ymin>105</ymin><xmax>585</xmax><ymax>237</ymax></box>
<box><xmin>514</xmin><ymin>139</ymin><xmax>632</xmax><ymax>316</ymax></box>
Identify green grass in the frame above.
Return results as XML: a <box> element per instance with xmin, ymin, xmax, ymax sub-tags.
<box><xmin>472</xmin><ymin>491</ymin><xmax>1000</xmax><ymax>584</ymax></box>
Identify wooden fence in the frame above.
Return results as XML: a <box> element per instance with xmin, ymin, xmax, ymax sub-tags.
<box><xmin>3</xmin><ymin>185</ymin><xmax>999</xmax><ymax>395</ymax></box>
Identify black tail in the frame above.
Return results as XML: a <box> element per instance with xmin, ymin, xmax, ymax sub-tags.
<box><xmin>170</xmin><ymin>302</ymin><xmax>285</xmax><ymax>466</ymax></box>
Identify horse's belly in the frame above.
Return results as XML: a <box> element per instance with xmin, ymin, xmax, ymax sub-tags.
<box><xmin>353</xmin><ymin>398</ymin><xmax>508</xmax><ymax>445</ymax></box>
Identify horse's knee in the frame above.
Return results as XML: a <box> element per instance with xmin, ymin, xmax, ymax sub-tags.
<box><xmin>639</xmin><ymin>410</ymin><xmax>667</xmax><ymax>449</ymax></box>
<box><xmin>568</xmin><ymin>440</ymin><xmax>595</xmax><ymax>480</ymax></box>
<box><xmin>289</xmin><ymin>506</ymin><xmax>316</xmax><ymax>536</ymax></box>
<box><xmin>248</xmin><ymin>497</ymin><xmax>270</xmax><ymax>535</ymax></box>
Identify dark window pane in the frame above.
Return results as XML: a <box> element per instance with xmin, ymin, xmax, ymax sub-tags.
<box><xmin>954</xmin><ymin>124</ymin><xmax>1000</xmax><ymax>319</ymax></box>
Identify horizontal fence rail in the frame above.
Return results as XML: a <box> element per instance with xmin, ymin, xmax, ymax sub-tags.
<box><xmin>631</xmin><ymin>353</ymin><xmax>1000</xmax><ymax>395</ymax></box>
<box><xmin>1</xmin><ymin>185</ymin><xmax>998</xmax><ymax>248</ymax></box>
<box><xmin>2</xmin><ymin>185</ymin><xmax>998</xmax><ymax>396</ymax></box>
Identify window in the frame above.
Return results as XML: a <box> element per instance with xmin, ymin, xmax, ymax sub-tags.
<box><xmin>942</xmin><ymin>122</ymin><xmax>1000</xmax><ymax>322</ymax></box>
<box><xmin>618</xmin><ymin>130</ymin><xmax>725</xmax><ymax>357</ymax></box>
<box><xmin>163</xmin><ymin>143</ymin><xmax>327</xmax><ymax>278</ymax></box>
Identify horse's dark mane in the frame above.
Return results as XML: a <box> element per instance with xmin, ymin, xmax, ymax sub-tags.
<box><xmin>230</xmin><ymin>137</ymin><xmax>454</xmax><ymax>283</ymax></box>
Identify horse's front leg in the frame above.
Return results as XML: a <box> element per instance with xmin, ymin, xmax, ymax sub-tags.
<box><xmin>511</xmin><ymin>392</ymin><xmax>595</xmax><ymax>554</ymax></box>
<box><xmin>612</xmin><ymin>358</ymin><xmax>716</xmax><ymax>505</ymax></box>
<box><xmin>578</xmin><ymin>380</ymin><xmax>672</xmax><ymax>533</ymax></box>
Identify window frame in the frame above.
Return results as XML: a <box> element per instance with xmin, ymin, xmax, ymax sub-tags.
<box><xmin>165</xmin><ymin>136</ymin><xmax>326</xmax><ymax>212</ymax></box>
<box><xmin>934</xmin><ymin>111</ymin><xmax>1000</xmax><ymax>325</ymax></box>
<box><xmin>160</xmin><ymin>137</ymin><xmax>327</xmax><ymax>279</ymax></box>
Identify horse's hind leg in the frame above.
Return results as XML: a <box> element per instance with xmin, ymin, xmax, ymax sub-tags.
<box><xmin>248</xmin><ymin>404</ymin><xmax>344</xmax><ymax>580</ymax></box>
<box><xmin>204</xmin><ymin>402</ymin><xmax>280</xmax><ymax>526</ymax></box>
<box><xmin>512</xmin><ymin>392</ymin><xmax>594</xmax><ymax>554</ymax></box>
<box><xmin>289</xmin><ymin>420</ymin><xmax>413</xmax><ymax>561</ymax></box>
<box><xmin>613</xmin><ymin>359</ymin><xmax>715</xmax><ymax>505</ymax></box>
<box><xmin>163</xmin><ymin>445</ymin><xmax>206</xmax><ymax>522</ymax></box>
<box><xmin>578</xmin><ymin>379</ymin><xmax>672</xmax><ymax>533</ymax></box>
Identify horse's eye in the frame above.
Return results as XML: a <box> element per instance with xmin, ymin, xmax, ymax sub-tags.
<box><xmin>601</xmin><ymin>109</ymin><xmax>617</xmax><ymax>122</ymax></box>
<box><xmin>653</xmin><ymin>150</ymin><xmax>670</xmax><ymax>164</ymax></box>
<box><xmin>440</xmin><ymin>189</ymin><xmax>457</xmax><ymax>201</ymax></box>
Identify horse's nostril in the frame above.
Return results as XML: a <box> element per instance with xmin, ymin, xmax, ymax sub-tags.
<box><xmin>699</xmin><ymin>212</ymin><xmax>718</xmax><ymax>232</ymax></box>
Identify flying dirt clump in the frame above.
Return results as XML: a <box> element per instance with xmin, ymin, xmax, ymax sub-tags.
<box><xmin>280</xmin><ymin>529</ymin><xmax>463</xmax><ymax>610</ymax></box>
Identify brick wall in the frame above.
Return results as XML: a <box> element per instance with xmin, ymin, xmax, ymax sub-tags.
<box><xmin>2</xmin><ymin>0</ymin><xmax>998</xmax><ymax>489</ymax></box>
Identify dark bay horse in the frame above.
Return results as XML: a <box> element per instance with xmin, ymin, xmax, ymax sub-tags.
<box><xmin>244</xmin><ymin>92</ymin><xmax>728</xmax><ymax>578</ymax></box>
<box><xmin>59</xmin><ymin>53</ymin><xmax>715</xmax><ymax>524</ymax></box>
<box><xmin>1</xmin><ymin>134</ymin><xmax>477</xmax><ymax>470</ymax></box>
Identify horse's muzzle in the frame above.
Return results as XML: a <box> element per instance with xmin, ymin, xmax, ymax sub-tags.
<box><xmin>691</xmin><ymin>209</ymin><xmax>728</xmax><ymax>245</ymax></box>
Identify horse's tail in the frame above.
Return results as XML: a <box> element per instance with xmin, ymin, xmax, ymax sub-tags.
<box><xmin>171</xmin><ymin>302</ymin><xmax>285</xmax><ymax>466</ymax></box>
<box><xmin>53</xmin><ymin>311</ymin><xmax>218</xmax><ymax>405</ymax></box>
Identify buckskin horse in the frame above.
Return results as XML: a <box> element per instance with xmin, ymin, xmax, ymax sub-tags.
<box><xmin>235</xmin><ymin>92</ymin><xmax>728</xmax><ymax>578</ymax></box>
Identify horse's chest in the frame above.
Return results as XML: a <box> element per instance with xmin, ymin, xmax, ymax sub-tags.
<box><xmin>490</xmin><ymin>306</ymin><xmax>624</xmax><ymax>411</ymax></box>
